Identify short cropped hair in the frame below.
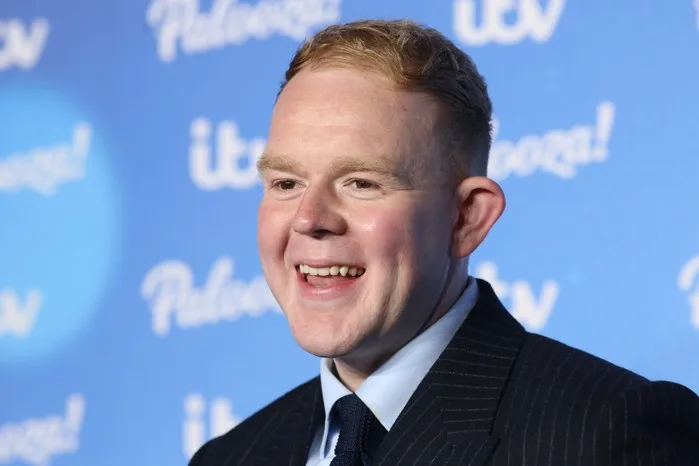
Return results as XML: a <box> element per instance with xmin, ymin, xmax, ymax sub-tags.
<box><xmin>279</xmin><ymin>19</ymin><xmax>493</xmax><ymax>179</ymax></box>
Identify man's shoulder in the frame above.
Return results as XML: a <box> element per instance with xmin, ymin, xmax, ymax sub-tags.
<box><xmin>222</xmin><ymin>375</ymin><xmax>320</xmax><ymax>439</ymax></box>
<box><xmin>471</xmin><ymin>280</ymin><xmax>650</xmax><ymax>392</ymax></box>
<box><xmin>500</xmin><ymin>332</ymin><xmax>699</xmax><ymax>461</ymax></box>
<box><xmin>510</xmin><ymin>333</ymin><xmax>649</xmax><ymax>399</ymax></box>
<box><xmin>518</xmin><ymin>332</ymin><xmax>648</xmax><ymax>387</ymax></box>
<box><xmin>188</xmin><ymin>376</ymin><xmax>320</xmax><ymax>465</ymax></box>
<box><xmin>507</xmin><ymin>331</ymin><xmax>699</xmax><ymax>424</ymax></box>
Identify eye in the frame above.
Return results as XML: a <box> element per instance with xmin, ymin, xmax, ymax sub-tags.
<box><xmin>350</xmin><ymin>179</ymin><xmax>379</xmax><ymax>190</ymax></box>
<box><xmin>271</xmin><ymin>179</ymin><xmax>298</xmax><ymax>190</ymax></box>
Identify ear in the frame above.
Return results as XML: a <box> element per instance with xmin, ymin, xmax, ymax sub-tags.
<box><xmin>451</xmin><ymin>176</ymin><xmax>506</xmax><ymax>258</ymax></box>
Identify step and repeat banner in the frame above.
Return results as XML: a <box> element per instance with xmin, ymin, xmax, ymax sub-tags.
<box><xmin>1</xmin><ymin>1</ymin><xmax>698</xmax><ymax>465</ymax></box>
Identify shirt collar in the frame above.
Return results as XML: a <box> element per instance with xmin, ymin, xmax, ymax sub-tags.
<box><xmin>318</xmin><ymin>276</ymin><xmax>479</xmax><ymax>455</ymax></box>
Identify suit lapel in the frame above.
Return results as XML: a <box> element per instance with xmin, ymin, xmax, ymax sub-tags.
<box><xmin>251</xmin><ymin>377</ymin><xmax>324</xmax><ymax>466</ymax></box>
<box><xmin>376</xmin><ymin>279</ymin><xmax>526</xmax><ymax>465</ymax></box>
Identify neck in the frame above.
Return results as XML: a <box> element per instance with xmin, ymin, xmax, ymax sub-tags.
<box><xmin>332</xmin><ymin>359</ymin><xmax>370</xmax><ymax>392</ymax></box>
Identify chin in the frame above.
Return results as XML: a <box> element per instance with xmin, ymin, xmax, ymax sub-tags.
<box><xmin>294</xmin><ymin>336</ymin><xmax>345</xmax><ymax>359</ymax></box>
<box><xmin>288</xmin><ymin>318</ymin><xmax>360</xmax><ymax>359</ymax></box>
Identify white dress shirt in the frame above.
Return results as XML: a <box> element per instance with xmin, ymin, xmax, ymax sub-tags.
<box><xmin>305</xmin><ymin>276</ymin><xmax>479</xmax><ymax>465</ymax></box>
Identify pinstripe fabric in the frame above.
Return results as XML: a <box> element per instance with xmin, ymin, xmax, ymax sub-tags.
<box><xmin>190</xmin><ymin>280</ymin><xmax>699</xmax><ymax>465</ymax></box>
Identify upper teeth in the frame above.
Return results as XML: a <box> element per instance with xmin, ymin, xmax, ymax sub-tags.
<box><xmin>298</xmin><ymin>265</ymin><xmax>365</xmax><ymax>277</ymax></box>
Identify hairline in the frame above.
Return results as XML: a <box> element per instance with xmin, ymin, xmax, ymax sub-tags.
<box><xmin>275</xmin><ymin>62</ymin><xmax>475</xmax><ymax>183</ymax></box>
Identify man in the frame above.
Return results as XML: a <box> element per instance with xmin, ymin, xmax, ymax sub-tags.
<box><xmin>191</xmin><ymin>19</ymin><xmax>699</xmax><ymax>465</ymax></box>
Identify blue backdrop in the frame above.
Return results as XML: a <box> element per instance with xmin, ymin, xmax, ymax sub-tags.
<box><xmin>1</xmin><ymin>1</ymin><xmax>698</xmax><ymax>465</ymax></box>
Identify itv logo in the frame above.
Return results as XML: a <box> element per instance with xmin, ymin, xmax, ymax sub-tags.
<box><xmin>475</xmin><ymin>261</ymin><xmax>559</xmax><ymax>331</ymax></box>
<box><xmin>0</xmin><ymin>18</ymin><xmax>50</xmax><ymax>71</ymax></box>
<box><xmin>189</xmin><ymin>118</ymin><xmax>265</xmax><ymax>191</ymax></box>
<box><xmin>0</xmin><ymin>289</ymin><xmax>42</xmax><ymax>339</ymax></box>
<box><xmin>453</xmin><ymin>0</ymin><xmax>566</xmax><ymax>46</ymax></box>
<box><xmin>183</xmin><ymin>393</ymin><xmax>240</xmax><ymax>459</ymax></box>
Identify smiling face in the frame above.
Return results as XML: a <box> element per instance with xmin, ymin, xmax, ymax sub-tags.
<box><xmin>257</xmin><ymin>67</ymin><xmax>463</xmax><ymax>370</ymax></box>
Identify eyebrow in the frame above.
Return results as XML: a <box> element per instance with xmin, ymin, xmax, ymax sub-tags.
<box><xmin>257</xmin><ymin>152</ymin><xmax>404</xmax><ymax>181</ymax></box>
<box><xmin>256</xmin><ymin>152</ymin><xmax>298</xmax><ymax>174</ymax></box>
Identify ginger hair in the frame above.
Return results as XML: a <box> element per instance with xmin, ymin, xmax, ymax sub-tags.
<box><xmin>279</xmin><ymin>19</ymin><xmax>493</xmax><ymax>179</ymax></box>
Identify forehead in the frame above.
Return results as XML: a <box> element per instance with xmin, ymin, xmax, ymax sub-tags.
<box><xmin>266</xmin><ymin>68</ymin><xmax>441</xmax><ymax>170</ymax></box>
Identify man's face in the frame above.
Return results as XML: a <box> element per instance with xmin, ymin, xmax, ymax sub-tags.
<box><xmin>257</xmin><ymin>68</ymin><xmax>458</xmax><ymax>367</ymax></box>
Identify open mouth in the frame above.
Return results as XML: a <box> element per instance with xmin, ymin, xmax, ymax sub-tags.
<box><xmin>295</xmin><ymin>264</ymin><xmax>366</xmax><ymax>288</ymax></box>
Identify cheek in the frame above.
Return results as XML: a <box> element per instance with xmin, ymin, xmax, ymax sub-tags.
<box><xmin>357</xmin><ymin>202</ymin><xmax>451</xmax><ymax>274</ymax></box>
<box><xmin>356</xmin><ymin>206</ymin><xmax>421</xmax><ymax>266</ymax></box>
<box><xmin>257</xmin><ymin>201</ymin><xmax>290</xmax><ymax>260</ymax></box>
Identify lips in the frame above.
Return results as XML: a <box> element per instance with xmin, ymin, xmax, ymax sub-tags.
<box><xmin>294</xmin><ymin>263</ymin><xmax>365</xmax><ymax>297</ymax></box>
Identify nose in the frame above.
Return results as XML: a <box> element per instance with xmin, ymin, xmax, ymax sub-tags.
<box><xmin>291</xmin><ymin>186</ymin><xmax>347</xmax><ymax>238</ymax></box>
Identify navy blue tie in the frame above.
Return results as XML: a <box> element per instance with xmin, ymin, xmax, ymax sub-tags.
<box><xmin>330</xmin><ymin>394</ymin><xmax>387</xmax><ymax>466</ymax></box>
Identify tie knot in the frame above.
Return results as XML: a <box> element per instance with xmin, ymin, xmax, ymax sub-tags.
<box><xmin>331</xmin><ymin>394</ymin><xmax>386</xmax><ymax>465</ymax></box>
<box><xmin>335</xmin><ymin>394</ymin><xmax>370</xmax><ymax>427</ymax></box>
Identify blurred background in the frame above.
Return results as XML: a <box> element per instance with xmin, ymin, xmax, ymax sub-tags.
<box><xmin>1</xmin><ymin>1</ymin><xmax>698</xmax><ymax>465</ymax></box>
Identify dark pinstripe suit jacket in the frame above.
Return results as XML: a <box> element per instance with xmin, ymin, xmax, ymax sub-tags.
<box><xmin>190</xmin><ymin>279</ymin><xmax>699</xmax><ymax>465</ymax></box>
